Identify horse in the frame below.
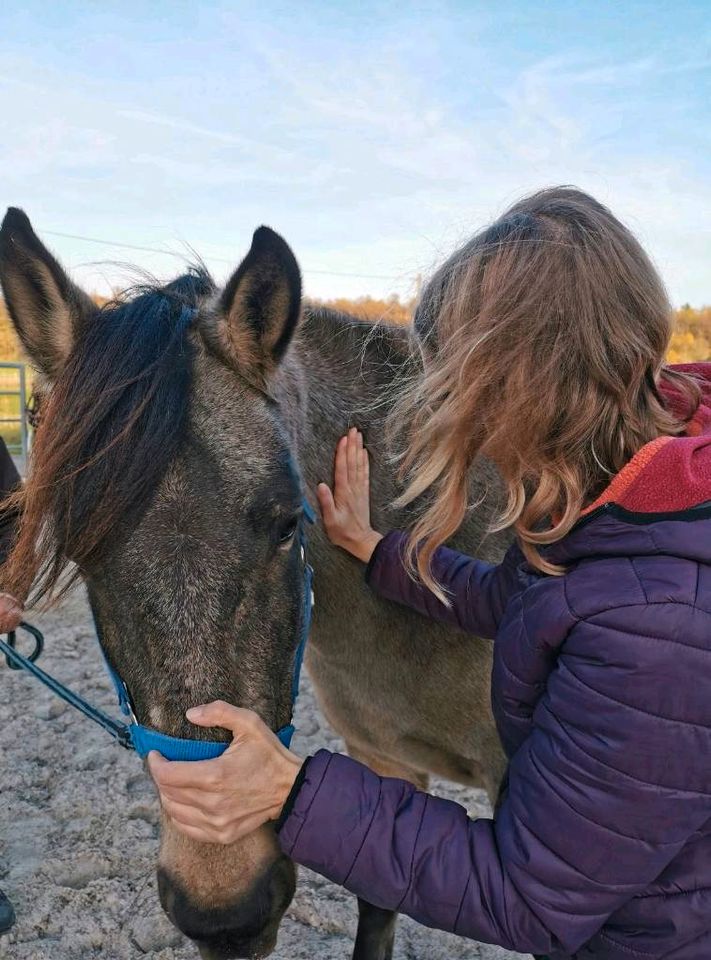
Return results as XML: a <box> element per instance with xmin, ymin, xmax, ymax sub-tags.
<box><xmin>0</xmin><ymin>208</ymin><xmax>509</xmax><ymax>960</ymax></box>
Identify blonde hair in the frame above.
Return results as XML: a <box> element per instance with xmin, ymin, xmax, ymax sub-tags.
<box><xmin>396</xmin><ymin>186</ymin><xmax>700</xmax><ymax>598</ymax></box>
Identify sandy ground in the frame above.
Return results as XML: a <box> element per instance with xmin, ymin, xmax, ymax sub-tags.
<box><xmin>0</xmin><ymin>587</ymin><xmax>529</xmax><ymax>960</ymax></box>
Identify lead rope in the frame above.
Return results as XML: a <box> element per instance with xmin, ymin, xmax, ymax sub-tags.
<box><xmin>0</xmin><ymin>624</ymin><xmax>133</xmax><ymax>748</ymax></box>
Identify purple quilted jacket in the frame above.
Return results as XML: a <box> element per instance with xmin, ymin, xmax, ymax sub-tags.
<box><xmin>279</xmin><ymin>366</ymin><xmax>711</xmax><ymax>960</ymax></box>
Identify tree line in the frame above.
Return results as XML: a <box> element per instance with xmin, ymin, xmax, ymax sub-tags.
<box><xmin>0</xmin><ymin>296</ymin><xmax>708</xmax><ymax>364</ymax></box>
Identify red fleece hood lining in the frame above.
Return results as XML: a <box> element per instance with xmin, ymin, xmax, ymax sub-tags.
<box><xmin>580</xmin><ymin>437</ymin><xmax>672</xmax><ymax>517</ymax></box>
<box><xmin>579</xmin><ymin>364</ymin><xmax>711</xmax><ymax>518</ymax></box>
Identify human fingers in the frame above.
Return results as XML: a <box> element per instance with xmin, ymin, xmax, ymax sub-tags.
<box><xmin>148</xmin><ymin>751</ymin><xmax>227</xmax><ymax>791</ymax></box>
<box><xmin>346</xmin><ymin>427</ymin><xmax>359</xmax><ymax>482</ymax></box>
<box><xmin>316</xmin><ymin>482</ymin><xmax>336</xmax><ymax>529</ymax></box>
<box><xmin>355</xmin><ymin>430</ymin><xmax>364</xmax><ymax>480</ymax></box>
<box><xmin>0</xmin><ymin>593</ymin><xmax>23</xmax><ymax>633</ymax></box>
<box><xmin>333</xmin><ymin>435</ymin><xmax>349</xmax><ymax>497</ymax></box>
<box><xmin>185</xmin><ymin>700</ymin><xmax>262</xmax><ymax>740</ymax></box>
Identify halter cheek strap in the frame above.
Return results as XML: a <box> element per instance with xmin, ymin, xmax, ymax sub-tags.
<box><xmin>0</xmin><ymin>499</ymin><xmax>315</xmax><ymax>761</ymax></box>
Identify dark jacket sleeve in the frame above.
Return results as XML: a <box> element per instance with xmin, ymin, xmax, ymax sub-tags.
<box><xmin>278</xmin><ymin>612</ymin><xmax>711</xmax><ymax>956</ymax></box>
<box><xmin>365</xmin><ymin>531</ymin><xmax>523</xmax><ymax>639</ymax></box>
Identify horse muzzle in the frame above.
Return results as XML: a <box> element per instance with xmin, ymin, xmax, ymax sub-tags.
<box><xmin>158</xmin><ymin>853</ymin><xmax>296</xmax><ymax>959</ymax></box>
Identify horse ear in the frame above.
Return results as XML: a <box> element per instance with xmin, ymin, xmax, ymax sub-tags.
<box><xmin>0</xmin><ymin>207</ymin><xmax>96</xmax><ymax>378</ymax></box>
<box><xmin>215</xmin><ymin>226</ymin><xmax>301</xmax><ymax>386</ymax></box>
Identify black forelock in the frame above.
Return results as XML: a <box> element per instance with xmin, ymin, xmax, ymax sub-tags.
<box><xmin>37</xmin><ymin>265</ymin><xmax>216</xmax><ymax>589</ymax></box>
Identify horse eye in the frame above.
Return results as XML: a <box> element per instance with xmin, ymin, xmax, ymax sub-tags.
<box><xmin>278</xmin><ymin>517</ymin><xmax>299</xmax><ymax>546</ymax></box>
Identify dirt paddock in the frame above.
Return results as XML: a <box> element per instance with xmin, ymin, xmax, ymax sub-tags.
<box><xmin>0</xmin><ymin>587</ymin><xmax>527</xmax><ymax>960</ymax></box>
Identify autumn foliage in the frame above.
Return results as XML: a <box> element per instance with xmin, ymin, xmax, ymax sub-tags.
<box><xmin>0</xmin><ymin>295</ymin><xmax>708</xmax><ymax>364</ymax></box>
<box><xmin>667</xmin><ymin>305</ymin><xmax>711</xmax><ymax>364</ymax></box>
<box><xmin>308</xmin><ymin>295</ymin><xmax>415</xmax><ymax>326</ymax></box>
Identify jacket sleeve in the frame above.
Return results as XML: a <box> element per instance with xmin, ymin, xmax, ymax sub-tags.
<box><xmin>365</xmin><ymin>531</ymin><xmax>523</xmax><ymax>639</ymax></box>
<box><xmin>278</xmin><ymin>612</ymin><xmax>711</xmax><ymax>956</ymax></box>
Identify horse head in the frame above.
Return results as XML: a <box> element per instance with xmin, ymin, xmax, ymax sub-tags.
<box><xmin>0</xmin><ymin>208</ymin><xmax>310</xmax><ymax>959</ymax></box>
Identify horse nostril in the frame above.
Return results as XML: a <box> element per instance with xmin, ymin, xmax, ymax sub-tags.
<box><xmin>157</xmin><ymin>865</ymin><xmax>177</xmax><ymax>920</ymax></box>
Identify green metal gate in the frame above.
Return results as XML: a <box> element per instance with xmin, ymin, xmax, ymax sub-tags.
<box><xmin>0</xmin><ymin>362</ymin><xmax>29</xmax><ymax>467</ymax></box>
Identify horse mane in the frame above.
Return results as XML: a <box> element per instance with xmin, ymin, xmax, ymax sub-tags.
<box><xmin>2</xmin><ymin>266</ymin><xmax>215</xmax><ymax>605</ymax></box>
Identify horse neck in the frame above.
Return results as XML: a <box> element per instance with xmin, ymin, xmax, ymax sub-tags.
<box><xmin>283</xmin><ymin>305</ymin><xmax>506</xmax><ymax>563</ymax></box>
<box><xmin>286</xmin><ymin>307</ymin><xmax>417</xmax><ymax>526</ymax></box>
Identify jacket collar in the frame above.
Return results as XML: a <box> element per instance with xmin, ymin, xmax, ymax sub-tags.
<box><xmin>581</xmin><ymin>362</ymin><xmax>711</xmax><ymax>517</ymax></box>
<box><xmin>545</xmin><ymin>363</ymin><xmax>711</xmax><ymax>567</ymax></box>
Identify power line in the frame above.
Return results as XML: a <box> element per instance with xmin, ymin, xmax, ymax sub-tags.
<box><xmin>42</xmin><ymin>228</ymin><xmax>405</xmax><ymax>282</ymax></box>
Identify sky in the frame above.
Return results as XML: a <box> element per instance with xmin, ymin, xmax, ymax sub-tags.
<box><xmin>0</xmin><ymin>1</ymin><xmax>709</xmax><ymax>305</ymax></box>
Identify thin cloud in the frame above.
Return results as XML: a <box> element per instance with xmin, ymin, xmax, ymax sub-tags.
<box><xmin>118</xmin><ymin>108</ymin><xmax>297</xmax><ymax>163</ymax></box>
<box><xmin>0</xmin><ymin>2</ymin><xmax>706</xmax><ymax>304</ymax></box>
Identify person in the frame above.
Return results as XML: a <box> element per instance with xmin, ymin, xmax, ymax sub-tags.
<box><xmin>0</xmin><ymin>435</ymin><xmax>25</xmax><ymax>935</ymax></box>
<box><xmin>153</xmin><ymin>189</ymin><xmax>711</xmax><ymax>958</ymax></box>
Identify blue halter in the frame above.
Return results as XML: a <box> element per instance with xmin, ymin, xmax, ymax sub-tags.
<box><xmin>0</xmin><ymin>500</ymin><xmax>315</xmax><ymax>761</ymax></box>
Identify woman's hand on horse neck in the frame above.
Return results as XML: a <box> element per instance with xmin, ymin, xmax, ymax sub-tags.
<box><xmin>316</xmin><ymin>428</ymin><xmax>383</xmax><ymax>564</ymax></box>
